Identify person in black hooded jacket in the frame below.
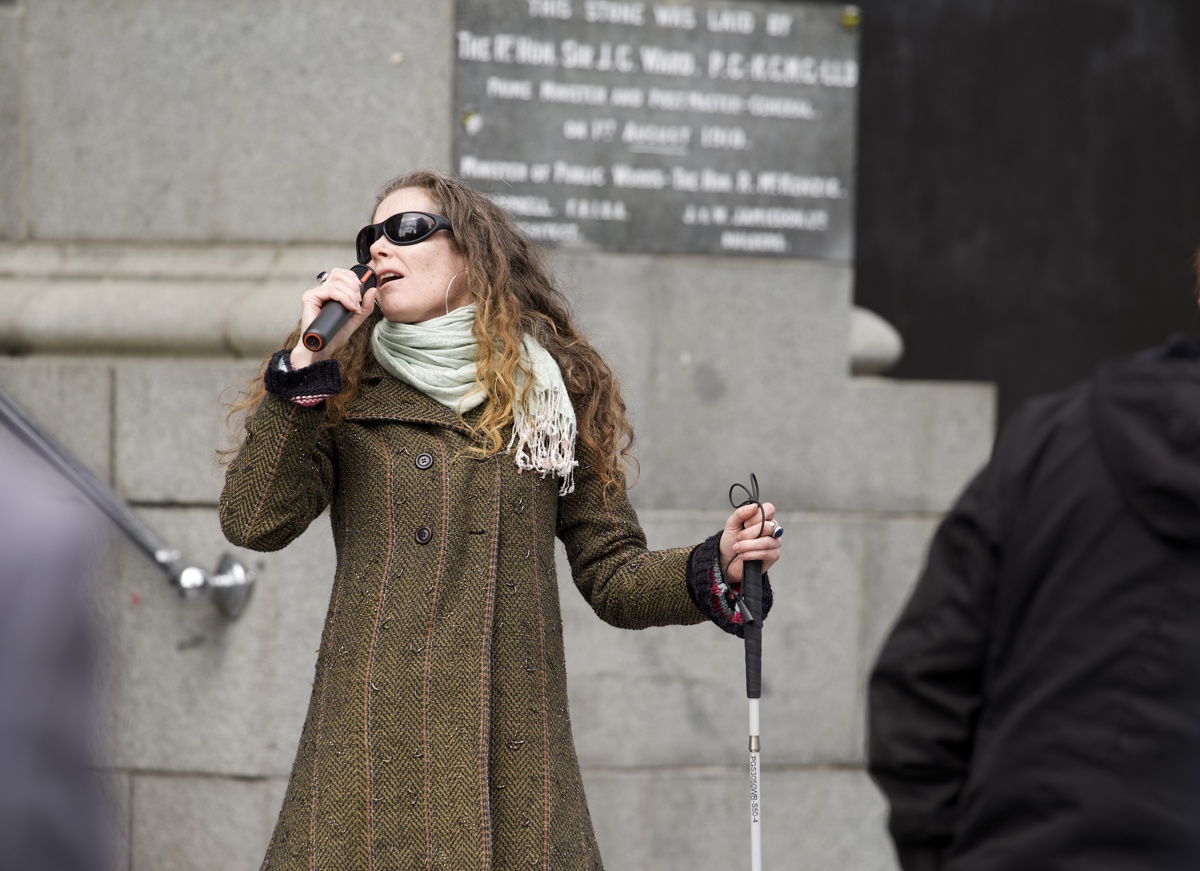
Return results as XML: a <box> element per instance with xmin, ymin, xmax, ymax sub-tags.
<box><xmin>867</xmin><ymin>266</ymin><xmax>1200</xmax><ymax>871</ymax></box>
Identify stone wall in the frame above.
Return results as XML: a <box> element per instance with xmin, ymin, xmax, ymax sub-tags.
<box><xmin>0</xmin><ymin>3</ymin><xmax>995</xmax><ymax>869</ymax></box>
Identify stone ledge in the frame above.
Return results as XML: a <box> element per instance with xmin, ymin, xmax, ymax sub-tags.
<box><xmin>1</xmin><ymin>242</ymin><xmax>903</xmax><ymax>372</ymax></box>
<box><xmin>0</xmin><ymin>241</ymin><xmax>353</xmax><ymax>280</ymax></box>
<box><xmin>0</xmin><ymin>243</ymin><xmax>356</xmax><ymax>357</ymax></box>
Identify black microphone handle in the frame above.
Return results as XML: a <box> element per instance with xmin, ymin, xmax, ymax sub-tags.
<box><xmin>301</xmin><ymin>265</ymin><xmax>377</xmax><ymax>352</ymax></box>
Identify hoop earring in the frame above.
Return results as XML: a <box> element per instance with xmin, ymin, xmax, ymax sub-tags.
<box><xmin>445</xmin><ymin>270</ymin><xmax>466</xmax><ymax>315</ymax></box>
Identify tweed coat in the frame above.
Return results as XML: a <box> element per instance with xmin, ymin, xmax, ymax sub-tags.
<box><xmin>219</xmin><ymin>362</ymin><xmax>712</xmax><ymax>871</ymax></box>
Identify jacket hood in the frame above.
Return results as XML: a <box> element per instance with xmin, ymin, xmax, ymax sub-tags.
<box><xmin>1090</xmin><ymin>335</ymin><xmax>1200</xmax><ymax>543</ymax></box>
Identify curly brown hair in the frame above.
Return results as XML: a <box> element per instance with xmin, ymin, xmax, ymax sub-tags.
<box><xmin>226</xmin><ymin>170</ymin><xmax>637</xmax><ymax>491</ymax></box>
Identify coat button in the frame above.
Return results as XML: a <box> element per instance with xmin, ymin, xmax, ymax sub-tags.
<box><xmin>415</xmin><ymin>526</ymin><xmax>433</xmax><ymax>545</ymax></box>
<box><xmin>415</xmin><ymin>452</ymin><xmax>434</xmax><ymax>470</ymax></box>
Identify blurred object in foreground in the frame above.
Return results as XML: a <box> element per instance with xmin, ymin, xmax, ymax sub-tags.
<box><xmin>0</xmin><ymin>438</ymin><xmax>110</xmax><ymax>871</ymax></box>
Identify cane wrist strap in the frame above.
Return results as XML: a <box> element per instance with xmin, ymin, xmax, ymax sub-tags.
<box><xmin>686</xmin><ymin>531</ymin><xmax>774</xmax><ymax>638</ymax></box>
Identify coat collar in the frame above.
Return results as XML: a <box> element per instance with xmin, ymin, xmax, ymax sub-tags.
<box><xmin>345</xmin><ymin>357</ymin><xmax>478</xmax><ymax>435</ymax></box>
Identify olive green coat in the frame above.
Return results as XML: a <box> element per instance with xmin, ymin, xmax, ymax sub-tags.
<box><xmin>220</xmin><ymin>366</ymin><xmax>708</xmax><ymax>871</ymax></box>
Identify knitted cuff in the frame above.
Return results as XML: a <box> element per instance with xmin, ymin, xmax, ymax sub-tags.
<box><xmin>263</xmin><ymin>349</ymin><xmax>342</xmax><ymax>407</ymax></box>
<box><xmin>685</xmin><ymin>531</ymin><xmax>774</xmax><ymax>638</ymax></box>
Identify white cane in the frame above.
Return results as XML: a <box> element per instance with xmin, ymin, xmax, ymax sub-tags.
<box><xmin>729</xmin><ymin>475</ymin><xmax>771</xmax><ymax>871</ymax></box>
<box><xmin>744</xmin><ymin>555</ymin><xmax>764</xmax><ymax>871</ymax></box>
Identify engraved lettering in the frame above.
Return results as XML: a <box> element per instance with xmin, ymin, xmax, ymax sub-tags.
<box><xmin>707</xmin><ymin>8</ymin><xmax>755</xmax><ymax>33</ymax></box>
<box><xmin>583</xmin><ymin>0</ymin><xmax>646</xmax><ymax>25</ymax></box>
<box><xmin>700</xmin><ymin>168</ymin><xmax>734</xmax><ymax>192</ymax></box>
<box><xmin>610</xmin><ymin>87</ymin><xmax>645</xmax><ymax>108</ymax></box>
<box><xmin>528</xmin><ymin>0</ymin><xmax>572</xmax><ymax>19</ymax></box>
<box><xmin>491</xmin><ymin>195</ymin><xmax>556</xmax><ymax>217</ymax></box>
<box><xmin>520</xmin><ymin>222</ymin><xmax>584</xmax><ymax>243</ymax></box>
<box><xmin>553</xmin><ymin>161</ymin><xmax>607</xmax><ymax>185</ymax></box>
<box><xmin>453</xmin><ymin>0</ymin><xmax>858</xmax><ymax>259</ymax></box>
<box><xmin>560</xmin><ymin>40</ymin><xmax>635</xmax><ymax>72</ymax></box>
<box><xmin>459</xmin><ymin>156</ymin><xmax>530</xmax><ymax>182</ymax></box>
<box><xmin>461</xmin><ymin>32</ymin><xmax>558</xmax><ymax>67</ymax></box>
<box><xmin>732</xmin><ymin>206</ymin><xmax>830</xmax><ymax>230</ymax></box>
<box><xmin>652</xmin><ymin>4</ymin><xmax>696</xmax><ymax>29</ymax></box>
<box><xmin>720</xmin><ymin>231</ymin><xmax>788</xmax><ymax>252</ymax></box>
<box><xmin>671</xmin><ymin>166</ymin><xmax>700</xmax><ymax>191</ymax></box>
<box><xmin>513</xmin><ymin>36</ymin><xmax>558</xmax><ymax>66</ymax></box>
<box><xmin>565</xmin><ymin>198</ymin><xmax>630</xmax><ymax>221</ymax></box>
<box><xmin>563</xmin><ymin>119</ymin><xmax>589</xmax><ymax>140</ymax></box>
<box><xmin>639</xmin><ymin>45</ymin><xmax>697</xmax><ymax>76</ymax></box>
<box><xmin>494</xmin><ymin>34</ymin><xmax>516</xmax><ymax>63</ymax></box>
<box><xmin>699</xmin><ymin>125</ymin><xmax>749</xmax><ymax>150</ymax></box>
<box><xmin>591</xmin><ymin>118</ymin><xmax>619</xmax><ymax>141</ymax></box>
<box><xmin>709</xmin><ymin>50</ymin><xmax>858</xmax><ymax>86</ymax></box>
<box><xmin>456</xmin><ymin>31</ymin><xmax>492</xmax><ymax>63</ymax></box>
<box><xmin>765</xmin><ymin>12</ymin><xmax>793</xmax><ymax>37</ymax></box>
<box><xmin>647</xmin><ymin>87</ymin><xmax>743</xmax><ymax>114</ymax></box>
<box><xmin>756</xmin><ymin>173</ymin><xmax>843</xmax><ymax>198</ymax></box>
<box><xmin>539</xmin><ymin>80</ymin><xmax>609</xmax><ymax>105</ymax></box>
<box><xmin>622</xmin><ymin>121</ymin><xmax>692</xmax><ymax>149</ymax></box>
<box><xmin>612</xmin><ymin>164</ymin><xmax>669</xmax><ymax>189</ymax></box>
<box><xmin>747</xmin><ymin>94</ymin><xmax>817</xmax><ymax>119</ymax></box>
<box><xmin>486</xmin><ymin>76</ymin><xmax>534</xmax><ymax>100</ymax></box>
<box><xmin>682</xmin><ymin>204</ymin><xmax>729</xmax><ymax>225</ymax></box>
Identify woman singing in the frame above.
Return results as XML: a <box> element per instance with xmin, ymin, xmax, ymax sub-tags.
<box><xmin>220</xmin><ymin>169</ymin><xmax>782</xmax><ymax>870</ymax></box>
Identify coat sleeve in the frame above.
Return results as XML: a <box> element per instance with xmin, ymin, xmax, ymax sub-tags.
<box><xmin>219</xmin><ymin>392</ymin><xmax>336</xmax><ymax>552</ymax></box>
<box><xmin>555</xmin><ymin>452</ymin><xmax>708</xmax><ymax>630</ymax></box>
<box><xmin>866</xmin><ymin>407</ymin><xmax>1027</xmax><ymax>868</ymax></box>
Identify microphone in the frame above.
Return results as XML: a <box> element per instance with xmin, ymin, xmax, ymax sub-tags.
<box><xmin>301</xmin><ymin>265</ymin><xmax>378</xmax><ymax>352</ymax></box>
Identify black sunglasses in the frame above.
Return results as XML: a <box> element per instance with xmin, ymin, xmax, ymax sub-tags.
<box><xmin>355</xmin><ymin>211</ymin><xmax>453</xmax><ymax>264</ymax></box>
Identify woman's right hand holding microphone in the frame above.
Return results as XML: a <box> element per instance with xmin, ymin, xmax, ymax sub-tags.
<box><xmin>290</xmin><ymin>268</ymin><xmax>378</xmax><ymax>369</ymax></box>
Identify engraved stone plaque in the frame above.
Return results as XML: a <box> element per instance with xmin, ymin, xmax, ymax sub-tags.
<box><xmin>453</xmin><ymin>0</ymin><xmax>860</xmax><ymax>260</ymax></box>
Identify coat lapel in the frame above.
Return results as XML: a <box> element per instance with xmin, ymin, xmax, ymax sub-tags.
<box><xmin>345</xmin><ymin>366</ymin><xmax>476</xmax><ymax>435</ymax></box>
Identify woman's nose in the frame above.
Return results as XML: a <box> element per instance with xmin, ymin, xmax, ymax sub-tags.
<box><xmin>370</xmin><ymin>235</ymin><xmax>391</xmax><ymax>261</ymax></box>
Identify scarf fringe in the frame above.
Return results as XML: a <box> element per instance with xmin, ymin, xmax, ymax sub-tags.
<box><xmin>507</xmin><ymin>381</ymin><xmax>578</xmax><ymax>495</ymax></box>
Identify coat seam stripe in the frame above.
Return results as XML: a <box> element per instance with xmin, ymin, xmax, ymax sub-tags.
<box><xmin>530</xmin><ymin>474</ymin><xmax>552</xmax><ymax>869</ymax></box>
<box><xmin>478</xmin><ymin>459</ymin><xmax>502</xmax><ymax>870</ymax></box>
<box><xmin>363</xmin><ymin>430</ymin><xmax>396</xmax><ymax>870</ymax></box>
<box><xmin>310</xmin><ymin>565</ymin><xmax>349</xmax><ymax>871</ymax></box>
<box><xmin>422</xmin><ymin>433</ymin><xmax>452</xmax><ymax>867</ymax></box>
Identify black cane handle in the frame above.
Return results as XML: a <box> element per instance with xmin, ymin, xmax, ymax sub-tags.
<box><xmin>729</xmin><ymin>474</ymin><xmax>766</xmax><ymax>700</ymax></box>
<box><xmin>743</xmin><ymin>558</ymin><xmax>763</xmax><ymax>699</ymax></box>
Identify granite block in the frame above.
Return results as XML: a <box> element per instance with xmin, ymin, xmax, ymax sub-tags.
<box><xmin>92</xmin><ymin>506</ymin><xmax>334</xmax><ymax>778</ymax></box>
<box><xmin>763</xmin><ymin>377</ymin><xmax>995</xmax><ymax>513</ymax></box>
<box><xmin>0</xmin><ymin>356</ymin><xmax>114</xmax><ymax>482</ymax></box>
<box><xmin>130</xmin><ymin>773</ymin><xmax>286</xmax><ymax>871</ymax></box>
<box><xmin>113</xmin><ymin>359</ymin><xmax>261</xmax><ymax>503</ymax></box>
<box><xmin>25</xmin><ymin>1</ymin><xmax>454</xmax><ymax>243</ymax></box>
<box><xmin>853</xmin><ymin>514</ymin><xmax>942</xmax><ymax>759</ymax></box>
<box><xmin>0</xmin><ymin>11</ymin><xmax>22</xmax><ymax>240</ymax></box>
<box><xmin>558</xmin><ymin>252</ymin><xmax>854</xmax><ymax>510</ymax></box>
<box><xmin>560</xmin><ymin>510</ymin><xmax>865</xmax><ymax>767</ymax></box>
<box><xmin>99</xmin><ymin>770</ymin><xmax>132</xmax><ymax>871</ymax></box>
<box><xmin>582</xmin><ymin>766</ymin><xmax>896</xmax><ymax>871</ymax></box>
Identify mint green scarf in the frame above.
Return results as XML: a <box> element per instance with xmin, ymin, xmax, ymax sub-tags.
<box><xmin>371</xmin><ymin>304</ymin><xmax>578</xmax><ymax>494</ymax></box>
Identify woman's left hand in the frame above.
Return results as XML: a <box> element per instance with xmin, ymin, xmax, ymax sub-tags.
<box><xmin>718</xmin><ymin>501</ymin><xmax>783</xmax><ymax>585</ymax></box>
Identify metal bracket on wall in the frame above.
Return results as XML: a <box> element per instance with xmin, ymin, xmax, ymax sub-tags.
<box><xmin>0</xmin><ymin>386</ymin><xmax>255</xmax><ymax>619</ymax></box>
